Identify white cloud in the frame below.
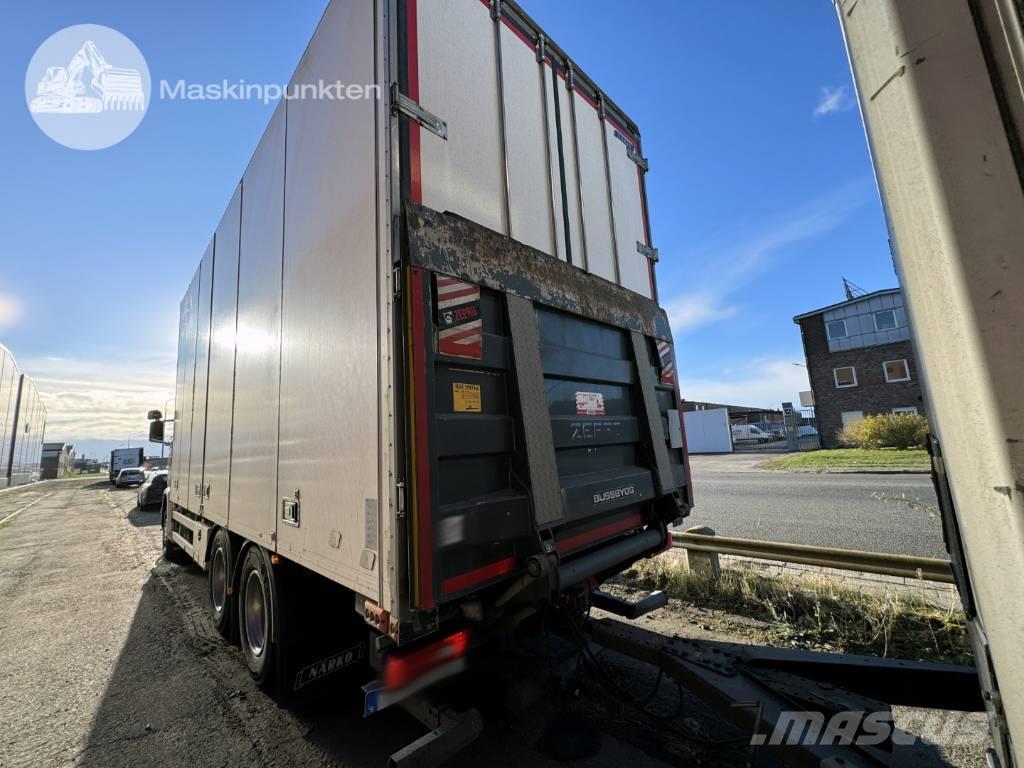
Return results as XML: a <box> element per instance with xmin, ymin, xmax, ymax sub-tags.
<box><xmin>663</xmin><ymin>180</ymin><xmax>870</xmax><ymax>336</ymax></box>
<box><xmin>664</xmin><ymin>294</ymin><xmax>736</xmax><ymax>332</ymax></box>
<box><xmin>680</xmin><ymin>359</ymin><xmax>810</xmax><ymax>410</ymax></box>
<box><xmin>0</xmin><ymin>293</ymin><xmax>21</xmax><ymax>329</ymax></box>
<box><xmin>814</xmin><ymin>85</ymin><xmax>854</xmax><ymax>117</ymax></box>
<box><xmin>20</xmin><ymin>355</ymin><xmax>176</xmax><ymax>441</ymax></box>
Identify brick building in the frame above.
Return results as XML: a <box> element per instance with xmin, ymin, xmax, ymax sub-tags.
<box><xmin>793</xmin><ymin>288</ymin><xmax>925</xmax><ymax>448</ymax></box>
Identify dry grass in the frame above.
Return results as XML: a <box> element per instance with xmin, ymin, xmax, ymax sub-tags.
<box><xmin>622</xmin><ymin>556</ymin><xmax>971</xmax><ymax>666</ymax></box>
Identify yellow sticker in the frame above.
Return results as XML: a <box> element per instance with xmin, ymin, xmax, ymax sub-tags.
<box><xmin>453</xmin><ymin>382</ymin><xmax>481</xmax><ymax>413</ymax></box>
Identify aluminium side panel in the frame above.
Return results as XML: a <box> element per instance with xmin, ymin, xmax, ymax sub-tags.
<box><xmin>277</xmin><ymin>0</ymin><xmax>381</xmax><ymax>600</ymax></box>
<box><xmin>203</xmin><ymin>185</ymin><xmax>242</xmax><ymax>527</ymax></box>
<box><xmin>0</xmin><ymin>348</ymin><xmax>16</xmax><ymax>486</ymax></box>
<box><xmin>188</xmin><ymin>240</ymin><xmax>215</xmax><ymax>508</ymax></box>
<box><xmin>572</xmin><ymin>92</ymin><xmax>616</xmax><ymax>284</ymax></box>
<box><xmin>172</xmin><ymin>266</ymin><xmax>201</xmax><ymax>507</ymax></box>
<box><xmin>548</xmin><ymin>68</ymin><xmax>584</xmax><ymax>266</ymax></box>
<box><xmin>418</xmin><ymin>0</ymin><xmax>506</xmax><ymax>236</ymax></box>
<box><xmin>500</xmin><ymin>22</ymin><xmax>555</xmax><ymax>256</ymax></box>
<box><xmin>230</xmin><ymin>102</ymin><xmax>286</xmax><ymax>547</ymax></box>
<box><xmin>605</xmin><ymin>123</ymin><xmax>651</xmax><ymax>297</ymax></box>
<box><xmin>171</xmin><ymin>270</ymin><xmax>199</xmax><ymax>505</ymax></box>
<box><xmin>170</xmin><ymin>287</ymin><xmax>190</xmax><ymax>504</ymax></box>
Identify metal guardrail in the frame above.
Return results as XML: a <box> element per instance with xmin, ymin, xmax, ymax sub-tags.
<box><xmin>671</xmin><ymin>531</ymin><xmax>955</xmax><ymax>584</ymax></box>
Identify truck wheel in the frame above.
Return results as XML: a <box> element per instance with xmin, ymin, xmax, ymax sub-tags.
<box><xmin>208</xmin><ymin>529</ymin><xmax>235</xmax><ymax>639</ymax></box>
<box><xmin>238</xmin><ymin>546</ymin><xmax>277</xmax><ymax>690</ymax></box>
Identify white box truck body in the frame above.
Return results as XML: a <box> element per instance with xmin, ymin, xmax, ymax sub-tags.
<box><xmin>161</xmin><ymin>0</ymin><xmax>690</xmax><ymax>704</ymax></box>
<box><xmin>109</xmin><ymin>447</ymin><xmax>144</xmax><ymax>483</ymax></box>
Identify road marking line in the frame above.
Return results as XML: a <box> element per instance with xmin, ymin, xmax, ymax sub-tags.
<box><xmin>0</xmin><ymin>492</ymin><xmax>52</xmax><ymax>526</ymax></box>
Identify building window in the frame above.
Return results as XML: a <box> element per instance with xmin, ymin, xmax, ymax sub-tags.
<box><xmin>883</xmin><ymin>359</ymin><xmax>910</xmax><ymax>382</ymax></box>
<box><xmin>873</xmin><ymin>309</ymin><xmax>897</xmax><ymax>331</ymax></box>
<box><xmin>893</xmin><ymin>406</ymin><xmax>918</xmax><ymax>415</ymax></box>
<box><xmin>833</xmin><ymin>366</ymin><xmax>857</xmax><ymax>388</ymax></box>
<box><xmin>841</xmin><ymin>410</ymin><xmax>864</xmax><ymax>427</ymax></box>
<box><xmin>826</xmin><ymin>319</ymin><xmax>848</xmax><ymax>340</ymax></box>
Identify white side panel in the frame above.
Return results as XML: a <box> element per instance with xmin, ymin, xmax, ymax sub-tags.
<box><xmin>171</xmin><ymin>269</ymin><xmax>200</xmax><ymax>506</ymax></box>
<box><xmin>419</xmin><ymin>0</ymin><xmax>505</xmax><ymax>235</ymax></box>
<box><xmin>203</xmin><ymin>185</ymin><xmax>241</xmax><ymax>527</ymax></box>
<box><xmin>682</xmin><ymin>409</ymin><xmax>733</xmax><ymax>454</ymax></box>
<box><xmin>278</xmin><ymin>0</ymin><xmax>379</xmax><ymax>599</ymax></box>
<box><xmin>500</xmin><ymin>24</ymin><xmax>554</xmax><ymax>256</ymax></box>
<box><xmin>187</xmin><ymin>242</ymin><xmax>214</xmax><ymax>508</ymax></box>
<box><xmin>230</xmin><ymin>103</ymin><xmax>285</xmax><ymax>547</ymax></box>
<box><xmin>572</xmin><ymin>95</ymin><xmax>616</xmax><ymax>283</ymax></box>
<box><xmin>606</xmin><ymin>125</ymin><xmax>650</xmax><ymax>297</ymax></box>
<box><xmin>550</xmin><ymin>72</ymin><xmax>585</xmax><ymax>267</ymax></box>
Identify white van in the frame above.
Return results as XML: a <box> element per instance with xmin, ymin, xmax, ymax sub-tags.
<box><xmin>731</xmin><ymin>424</ymin><xmax>774</xmax><ymax>444</ymax></box>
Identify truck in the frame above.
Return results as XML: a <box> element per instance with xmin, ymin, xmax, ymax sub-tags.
<box><xmin>151</xmin><ymin>0</ymin><xmax>690</xmax><ymax>731</ymax></box>
<box><xmin>108</xmin><ymin>447</ymin><xmax>144</xmax><ymax>484</ymax></box>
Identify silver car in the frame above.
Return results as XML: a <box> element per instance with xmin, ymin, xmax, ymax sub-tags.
<box><xmin>115</xmin><ymin>467</ymin><xmax>146</xmax><ymax>488</ymax></box>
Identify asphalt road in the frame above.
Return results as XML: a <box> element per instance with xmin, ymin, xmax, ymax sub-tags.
<box><xmin>682</xmin><ymin>454</ymin><xmax>947</xmax><ymax>559</ymax></box>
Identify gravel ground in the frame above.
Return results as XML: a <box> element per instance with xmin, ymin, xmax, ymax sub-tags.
<box><xmin>0</xmin><ymin>479</ymin><xmax>990</xmax><ymax>768</ymax></box>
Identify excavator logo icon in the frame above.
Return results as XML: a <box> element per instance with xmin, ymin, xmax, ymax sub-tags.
<box><xmin>26</xmin><ymin>25</ymin><xmax>150</xmax><ymax>150</ymax></box>
<box><xmin>30</xmin><ymin>40</ymin><xmax>144</xmax><ymax>115</ymax></box>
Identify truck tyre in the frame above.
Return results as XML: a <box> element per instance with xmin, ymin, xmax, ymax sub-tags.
<box><xmin>208</xmin><ymin>528</ymin><xmax>235</xmax><ymax>639</ymax></box>
<box><xmin>238</xmin><ymin>545</ymin><xmax>278</xmax><ymax>690</ymax></box>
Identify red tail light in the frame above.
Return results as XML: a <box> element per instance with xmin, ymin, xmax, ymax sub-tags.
<box><xmin>384</xmin><ymin>629</ymin><xmax>470</xmax><ymax>690</ymax></box>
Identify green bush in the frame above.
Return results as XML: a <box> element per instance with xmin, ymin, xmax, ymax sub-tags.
<box><xmin>837</xmin><ymin>413</ymin><xmax>928</xmax><ymax>450</ymax></box>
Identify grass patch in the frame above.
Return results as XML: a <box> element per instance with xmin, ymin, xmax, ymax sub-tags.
<box><xmin>760</xmin><ymin>448</ymin><xmax>929</xmax><ymax>472</ymax></box>
<box><xmin>622</xmin><ymin>556</ymin><xmax>970</xmax><ymax>665</ymax></box>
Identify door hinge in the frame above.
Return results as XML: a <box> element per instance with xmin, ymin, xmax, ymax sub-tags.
<box><xmin>636</xmin><ymin>241</ymin><xmax>659</xmax><ymax>263</ymax></box>
<box><xmin>392</xmin><ymin>266</ymin><xmax>402</xmax><ymax>299</ymax></box>
<box><xmin>391</xmin><ymin>83</ymin><xmax>447</xmax><ymax>140</ymax></box>
<box><xmin>395</xmin><ymin>480</ymin><xmax>406</xmax><ymax>518</ymax></box>
<box><xmin>626</xmin><ymin>144</ymin><xmax>649</xmax><ymax>171</ymax></box>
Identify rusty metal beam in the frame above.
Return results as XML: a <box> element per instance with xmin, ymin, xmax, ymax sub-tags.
<box><xmin>404</xmin><ymin>202</ymin><xmax>672</xmax><ymax>341</ymax></box>
<box><xmin>672</xmin><ymin>531</ymin><xmax>955</xmax><ymax>584</ymax></box>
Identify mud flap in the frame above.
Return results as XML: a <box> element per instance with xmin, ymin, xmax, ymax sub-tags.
<box><xmin>271</xmin><ymin>563</ymin><xmax>369</xmax><ymax>706</ymax></box>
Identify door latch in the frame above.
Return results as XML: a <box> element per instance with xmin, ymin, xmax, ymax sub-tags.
<box><xmin>282</xmin><ymin>489</ymin><xmax>300</xmax><ymax>527</ymax></box>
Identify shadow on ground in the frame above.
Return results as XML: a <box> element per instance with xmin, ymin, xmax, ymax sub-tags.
<box><xmin>71</xmin><ymin>524</ymin><xmax>975</xmax><ymax>768</ymax></box>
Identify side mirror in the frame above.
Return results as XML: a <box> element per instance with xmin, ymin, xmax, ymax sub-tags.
<box><xmin>149</xmin><ymin>420</ymin><xmax>165</xmax><ymax>443</ymax></box>
<box><xmin>147</xmin><ymin>409</ymin><xmax>163</xmax><ymax>421</ymax></box>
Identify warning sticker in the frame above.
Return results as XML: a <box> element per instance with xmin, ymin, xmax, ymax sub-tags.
<box><xmin>453</xmin><ymin>382</ymin><xmax>482</xmax><ymax>413</ymax></box>
<box><xmin>575</xmin><ymin>391</ymin><xmax>605</xmax><ymax>416</ymax></box>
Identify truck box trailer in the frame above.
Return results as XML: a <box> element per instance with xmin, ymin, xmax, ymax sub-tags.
<box><xmin>109</xmin><ymin>447</ymin><xmax>144</xmax><ymax>483</ymax></box>
<box><xmin>157</xmin><ymin>0</ymin><xmax>690</xmax><ymax>706</ymax></box>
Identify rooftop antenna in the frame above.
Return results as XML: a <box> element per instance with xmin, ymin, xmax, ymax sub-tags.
<box><xmin>842</xmin><ymin>277</ymin><xmax>867</xmax><ymax>301</ymax></box>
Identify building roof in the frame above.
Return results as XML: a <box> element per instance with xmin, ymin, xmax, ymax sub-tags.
<box><xmin>792</xmin><ymin>288</ymin><xmax>901</xmax><ymax>323</ymax></box>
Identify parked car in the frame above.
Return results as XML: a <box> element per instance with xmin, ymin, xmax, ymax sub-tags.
<box><xmin>115</xmin><ymin>467</ymin><xmax>146</xmax><ymax>488</ymax></box>
<box><xmin>137</xmin><ymin>470</ymin><xmax>168</xmax><ymax>509</ymax></box>
<box><xmin>731</xmin><ymin>424</ymin><xmax>774</xmax><ymax>443</ymax></box>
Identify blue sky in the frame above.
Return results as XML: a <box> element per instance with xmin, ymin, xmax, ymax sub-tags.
<box><xmin>1</xmin><ymin>1</ymin><xmax>893</xmax><ymax>457</ymax></box>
